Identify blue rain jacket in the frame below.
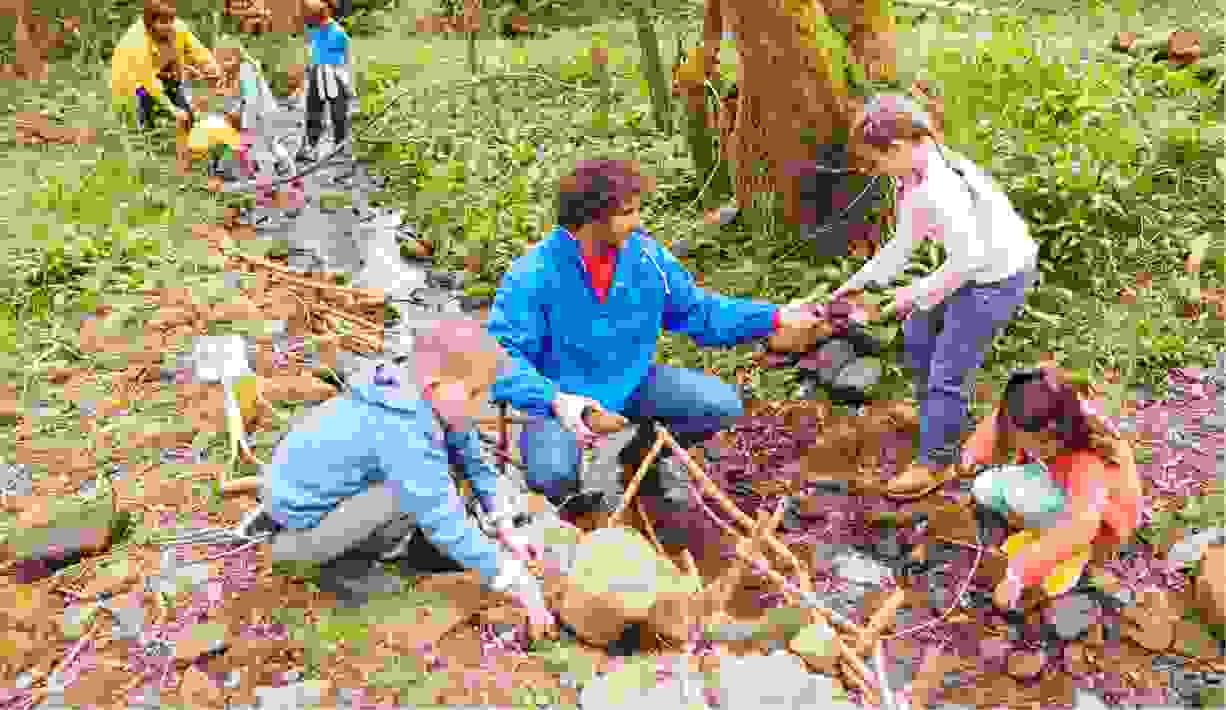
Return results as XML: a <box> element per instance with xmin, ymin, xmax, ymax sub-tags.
<box><xmin>487</xmin><ymin>226</ymin><xmax>780</xmax><ymax>417</ymax></box>
<box><xmin>307</xmin><ymin>20</ymin><xmax>349</xmax><ymax>66</ymax></box>
<box><xmin>263</xmin><ymin>363</ymin><xmax>504</xmax><ymax>582</ymax></box>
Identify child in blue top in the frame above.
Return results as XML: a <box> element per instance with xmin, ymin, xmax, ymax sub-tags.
<box><xmin>257</xmin><ymin>318</ymin><xmax>553</xmax><ymax>633</ymax></box>
<box><xmin>297</xmin><ymin>0</ymin><xmax>352</xmax><ymax>164</ymax></box>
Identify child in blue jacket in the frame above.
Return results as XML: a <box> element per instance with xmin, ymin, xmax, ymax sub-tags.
<box><xmin>257</xmin><ymin>319</ymin><xmax>552</xmax><ymax>629</ymax></box>
<box><xmin>297</xmin><ymin>0</ymin><xmax>352</xmax><ymax>164</ymax></box>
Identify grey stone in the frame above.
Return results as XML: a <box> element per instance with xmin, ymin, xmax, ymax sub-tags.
<box><xmin>336</xmin><ymin>687</ymin><xmax>358</xmax><ymax>707</ymax></box>
<box><xmin>253</xmin><ymin>680</ymin><xmax>326</xmax><ymax>710</ymax></box>
<box><xmin>1167</xmin><ymin>528</ymin><xmax>1226</xmax><ymax>568</ymax></box>
<box><xmin>224</xmin><ymin>670</ymin><xmax>242</xmax><ymax>689</ymax></box>
<box><xmin>15</xmin><ymin>671</ymin><xmax>34</xmax><ymax>689</ymax></box>
<box><xmin>1172</xmin><ymin>668</ymin><xmax>1208</xmax><ymax>699</ymax></box>
<box><xmin>108</xmin><ymin>605</ymin><xmax>146</xmax><ymax>640</ymax></box>
<box><xmin>1</xmin><ymin>462</ymin><xmax>33</xmax><ymax>496</ymax></box>
<box><xmin>875</xmin><ymin>536</ymin><xmax>902</xmax><ymax>560</ymax></box>
<box><xmin>718</xmin><ymin>653</ymin><xmax>830</xmax><ymax>708</ymax></box>
<box><xmin>832</xmin><ymin>550</ymin><xmax>893</xmax><ymax>586</ymax></box>
<box><xmin>1045</xmin><ymin>593</ymin><xmax>1100</xmax><ymax>640</ymax></box>
<box><xmin>1072</xmin><ymin>690</ymin><xmax>1111</xmax><ymax>710</ymax></box>
<box><xmin>1167</xmin><ymin>426</ymin><xmax>1199</xmax><ymax>449</ymax></box>
<box><xmin>76</xmin><ymin>477</ymin><xmax>97</xmax><ymax>497</ymax></box>
<box><xmin>578</xmin><ymin>666</ymin><xmax>711</xmax><ymax>710</ymax></box>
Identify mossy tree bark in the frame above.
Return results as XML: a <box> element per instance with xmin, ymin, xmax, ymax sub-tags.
<box><xmin>631</xmin><ymin>5</ymin><xmax>673</xmax><ymax>135</ymax></box>
<box><xmin>697</xmin><ymin>0</ymin><xmax>898</xmax><ymax>239</ymax></box>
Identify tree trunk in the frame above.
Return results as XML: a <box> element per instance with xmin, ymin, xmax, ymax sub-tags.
<box><xmin>464</xmin><ymin>0</ymin><xmax>481</xmax><ymax>75</ymax></box>
<box><xmin>632</xmin><ymin>6</ymin><xmax>672</xmax><ymax>134</ymax></box>
<box><xmin>701</xmin><ymin>0</ymin><xmax>898</xmax><ymax>233</ymax></box>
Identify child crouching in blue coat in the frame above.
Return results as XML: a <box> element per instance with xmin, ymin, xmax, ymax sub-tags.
<box><xmin>256</xmin><ymin>319</ymin><xmax>553</xmax><ymax>633</ymax></box>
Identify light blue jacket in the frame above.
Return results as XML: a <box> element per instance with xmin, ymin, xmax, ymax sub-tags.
<box><xmin>487</xmin><ymin>226</ymin><xmax>780</xmax><ymax>416</ymax></box>
<box><xmin>263</xmin><ymin>364</ymin><xmax>503</xmax><ymax>582</ymax></box>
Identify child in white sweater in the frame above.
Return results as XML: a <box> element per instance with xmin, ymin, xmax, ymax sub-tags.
<box><xmin>833</xmin><ymin>93</ymin><xmax>1039</xmax><ymax>500</ymax></box>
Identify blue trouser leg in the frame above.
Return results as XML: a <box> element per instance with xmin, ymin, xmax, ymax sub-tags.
<box><xmin>518</xmin><ymin>415</ymin><xmax>583</xmax><ymax>504</ymax></box>
<box><xmin>908</xmin><ymin>268</ymin><xmax>1036</xmax><ymax>466</ymax></box>
<box><xmin>618</xmin><ymin>363</ymin><xmax>744</xmax><ymax>466</ymax></box>
<box><xmin>517</xmin><ymin>364</ymin><xmax>743</xmax><ymax>501</ymax></box>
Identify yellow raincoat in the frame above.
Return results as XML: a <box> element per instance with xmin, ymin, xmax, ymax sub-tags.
<box><xmin>109</xmin><ymin>16</ymin><xmax>218</xmax><ymax>145</ymax></box>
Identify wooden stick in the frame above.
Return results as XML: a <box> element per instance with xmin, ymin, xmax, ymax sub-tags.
<box><xmin>680</xmin><ymin>549</ymin><xmax>700</xmax><ymax>580</ymax></box>
<box><xmin>315</xmin><ymin>302</ymin><xmax>383</xmax><ymax>333</ymax></box>
<box><xmin>236</xmin><ymin>255</ymin><xmax>379</xmax><ymax>295</ymax></box>
<box><xmin>658</xmin><ymin>428</ymin><xmax>809</xmax><ymax>589</ymax></box>
<box><xmin>220</xmin><ymin>476</ymin><xmax>262</xmax><ymax>496</ymax></box>
<box><xmin>704</xmin><ymin>509</ymin><xmax>771</xmax><ymax>616</ymax></box>
<box><xmin>635</xmin><ymin>498</ymin><xmax>664</xmax><ymax>556</ymax></box>
<box><xmin>840</xmin><ymin>655</ymin><xmax>880</xmax><ymax>706</ymax></box>
<box><xmin>609</xmin><ymin>429</ymin><xmax>668</xmax><ymax>526</ymax></box>
<box><xmin>856</xmin><ymin>586</ymin><xmax>907</xmax><ymax>655</ymax></box>
<box><xmin>473</xmin><ymin>414</ymin><xmax>537</xmax><ymax>427</ymax></box>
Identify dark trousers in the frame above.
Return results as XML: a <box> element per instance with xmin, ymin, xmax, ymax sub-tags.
<box><xmin>304</xmin><ymin>66</ymin><xmax>351</xmax><ymax>149</ymax></box>
<box><xmin>136</xmin><ymin>80</ymin><xmax>192</xmax><ymax>131</ymax></box>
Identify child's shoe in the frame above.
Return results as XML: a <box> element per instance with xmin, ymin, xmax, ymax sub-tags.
<box><xmin>886</xmin><ymin>462</ymin><xmax>972</xmax><ymax>501</ymax></box>
<box><xmin>295</xmin><ymin>143</ymin><xmax>318</xmax><ymax>164</ymax></box>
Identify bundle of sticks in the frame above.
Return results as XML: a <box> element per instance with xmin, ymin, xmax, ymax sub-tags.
<box><xmin>228</xmin><ymin>253</ymin><xmax>388</xmax><ymax>355</ymax></box>
<box><xmin>600</xmin><ymin>423</ymin><xmax>897</xmax><ymax>707</ymax></box>
<box><xmin>15</xmin><ymin>111</ymin><xmax>96</xmax><ymax>146</ymax></box>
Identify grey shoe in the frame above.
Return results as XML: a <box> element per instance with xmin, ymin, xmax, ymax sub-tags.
<box><xmin>639</xmin><ymin>455</ymin><xmax>692</xmax><ymax>512</ymax></box>
<box><xmin>295</xmin><ymin>144</ymin><xmax>318</xmax><ymax>164</ymax></box>
<box><xmin>318</xmin><ymin>555</ymin><xmax>404</xmax><ymax>608</ymax></box>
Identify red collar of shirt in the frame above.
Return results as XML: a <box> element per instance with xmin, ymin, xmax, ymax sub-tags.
<box><xmin>568</xmin><ymin>231</ymin><xmax>783</xmax><ymax>329</ymax></box>
<box><xmin>572</xmin><ymin>233</ymin><xmax>619</xmax><ymax>303</ymax></box>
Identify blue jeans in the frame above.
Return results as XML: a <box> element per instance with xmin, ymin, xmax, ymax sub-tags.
<box><xmin>518</xmin><ymin>364</ymin><xmax>743</xmax><ymax>502</ymax></box>
<box><xmin>904</xmin><ymin>266</ymin><xmax>1036</xmax><ymax>466</ymax></box>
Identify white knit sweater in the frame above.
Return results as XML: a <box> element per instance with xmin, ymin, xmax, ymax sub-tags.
<box><xmin>843</xmin><ymin>144</ymin><xmax>1038</xmax><ymax>310</ymax></box>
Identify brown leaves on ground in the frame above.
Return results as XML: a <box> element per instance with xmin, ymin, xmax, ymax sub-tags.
<box><xmin>1122</xmin><ymin>589</ymin><xmax>1181</xmax><ymax>652</ymax></box>
<box><xmin>1168</xmin><ymin>30</ymin><xmax>1202</xmax><ymax>65</ymax></box>
<box><xmin>15</xmin><ymin>112</ymin><xmax>95</xmax><ymax>145</ymax></box>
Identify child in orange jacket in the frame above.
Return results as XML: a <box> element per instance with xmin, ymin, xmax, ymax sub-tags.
<box><xmin>961</xmin><ymin>367</ymin><xmax>1143</xmax><ymax>610</ymax></box>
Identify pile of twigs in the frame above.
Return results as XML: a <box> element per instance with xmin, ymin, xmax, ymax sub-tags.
<box><xmin>227</xmin><ymin>253</ymin><xmax>388</xmax><ymax>355</ymax></box>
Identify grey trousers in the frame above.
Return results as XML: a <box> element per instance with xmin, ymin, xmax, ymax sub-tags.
<box><xmin>268</xmin><ymin>481</ymin><xmax>416</xmax><ymax>564</ymax></box>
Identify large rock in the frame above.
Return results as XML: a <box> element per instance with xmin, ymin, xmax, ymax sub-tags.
<box><xmin>1043</xmin><ymin>593</ymin><xmax>1101</xmax><ymax>641</ymax></box>
<box><xmin>717</xmin><ymin>651</ymin><xmax>834</xmax><ymax>708</ymax></box>
<box><xmin>831</xmin><ymin>549</ymin><xmax>893</xmax><ymax>587</ymax></box>
<box><xmin>2</xmin><ymin>481</ymin><xmax>115</xmax><ymax>570</ymax></box>
<box><xmin>578</xmin><ymin>657</ymin><xmax>712</xmax><ymax>710</ymax></box>
<box><xmin>558</xmin><ymin>527</ymin><xmax>700</xmax><ymax>648</ymax></box>
<box><xmin>1195</xmin><ymin>544</ymin><xmax>1226</xmax><ymax>628</ymax></box>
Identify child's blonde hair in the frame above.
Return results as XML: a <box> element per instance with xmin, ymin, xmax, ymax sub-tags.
<box><xmin>848</xmin><ymin>86</ymin><xmax>946</xmax><ymax>172</ymax></box>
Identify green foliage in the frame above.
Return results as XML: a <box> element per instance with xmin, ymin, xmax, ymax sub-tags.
<box><xmin>1137</xmin><ymin>486</ymin><xmax>1226</xmax><ymax>547</ymax></box>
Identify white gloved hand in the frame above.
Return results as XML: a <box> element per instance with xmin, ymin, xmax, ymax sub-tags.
<box><xmin>552</xmin><ymin>392</ymin><xmax>603</xmax><ymax>448</ymax></box>
<box><xmin>489</xmin><ymin>557</ymin><xmax>554</xmax><ymax>639</ymax></box>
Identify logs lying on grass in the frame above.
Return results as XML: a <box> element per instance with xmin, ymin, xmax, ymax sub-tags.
<box><xmin>15</xmin><ymin>112</ymin><xmax>97</xmax><ymax>146</ymax></box>
<box><xmin>1111</xmin><ymin>29</ymin><xmax>1216</xmax><ymax>67</ymax></box>
<box><xmin>227</xmin><ymin>253</ymin><xmax>389</xmax><ymax>355</ymax></box>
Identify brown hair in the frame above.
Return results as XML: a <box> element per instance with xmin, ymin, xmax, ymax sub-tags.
<box><xmin>556</xmin><ymin>159</ymin><xmax>655</xmax><ymax>231</ymax></box>
<box><xmin>145</xmin><ymin>0</ymin><xmax>176</xmax><ymax>29</ymax></box>
<box><xmin>990</xmin><ymin>366</ymin><xmax>1128</xmax><ymax>466</ymax></box>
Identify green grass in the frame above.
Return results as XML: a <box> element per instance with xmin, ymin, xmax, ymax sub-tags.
<box><xmin>0</xmin><ymin>0</ymin><xmax>1221</xmax><ymax>684</ymax></box>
